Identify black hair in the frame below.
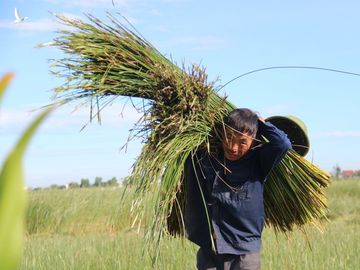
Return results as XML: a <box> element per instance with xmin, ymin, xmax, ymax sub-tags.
<box><xmin>224</xmin><ymin>108</ymin><xmax>259</xmax><ymax>136</ymax></box>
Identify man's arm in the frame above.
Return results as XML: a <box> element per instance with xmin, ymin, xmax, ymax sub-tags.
<box><xmin>256</xmin><ymin>118</ymin><xmax>292</xmax><ymax>179</ymax></box>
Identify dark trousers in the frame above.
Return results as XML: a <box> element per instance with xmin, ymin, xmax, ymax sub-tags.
<box><xmin>196</xmin><ymin>248</ymin><xmax>261</xmax><ymax>270</ymax></box>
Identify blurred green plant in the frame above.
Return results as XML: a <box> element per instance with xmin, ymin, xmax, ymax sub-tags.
<box><xmin>0</xmin><ymin>73</ymin><xmax>53</xmax><ymax>270</ymax></box>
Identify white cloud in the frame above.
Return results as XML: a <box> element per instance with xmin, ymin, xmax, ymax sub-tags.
<box><xmin>0</xmin><ymin>103</ymin><xmax>142</xmax><ymax>135</ymax></box>
<box><xmin>0</xmin><ymin>108</ymin><xmax>33</xmax><ymax>129</ymax></box>
<box><xmin>0</xmin><ymin>11</ymin><xmax>140</xmax><ymax>33</ymax></box>
<box><xmin>0</xmin><ymin>18</ymin><xmax>60</xmax><ymax>32</ymax></box>
<box><xmin>315</xmin><ymin>131</ymin><xmax>360</xmax><ymax>138</ymax></box>
<box><xmin>45</xmin><ymin>103</ymin><xmax>142</xmax><ymax>128</ymax></box>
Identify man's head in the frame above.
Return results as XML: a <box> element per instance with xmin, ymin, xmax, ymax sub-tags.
<box><xmin>221</xmin><ymin>108</ymin><xmax>258</xmax><ymax>161</ymax></box>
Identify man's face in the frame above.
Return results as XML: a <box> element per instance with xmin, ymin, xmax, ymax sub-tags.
<box><xmin>221</xmin><ymin>128</ymin><xmax>254</xmax><ymax>161</ymax></box>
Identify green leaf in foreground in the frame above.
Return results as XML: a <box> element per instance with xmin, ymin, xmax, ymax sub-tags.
<box><xmin>0</xmin><ymin>73</ymin><xmax>13</xmax><ymax>103</ymax></box>
<box><xmin>0</xmin><ymin>73</ymin><xmax>54</xmax><ymax>270</ymax></box>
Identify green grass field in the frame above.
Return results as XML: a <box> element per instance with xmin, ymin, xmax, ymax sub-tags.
<box><xmin>22</xmin><ymin>179</ymin><xmax>360</xmax><ymax>269</ymax></box>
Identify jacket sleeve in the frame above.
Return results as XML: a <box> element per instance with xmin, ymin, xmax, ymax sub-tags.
<box><xmin>256</xmin><ymin>120</ymin><xmax>292</xmax><ymax>179</ymax></box>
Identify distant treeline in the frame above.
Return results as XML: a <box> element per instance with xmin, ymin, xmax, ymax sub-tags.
<box><xmin>30</xmin><ymin>173</ymin><xmax>360</xmax><ymax>191</ymax></box>
<box><xmin>31</xmin><ymin>176</ymin><xmax>135</xmax><ymax>191</ymax></box>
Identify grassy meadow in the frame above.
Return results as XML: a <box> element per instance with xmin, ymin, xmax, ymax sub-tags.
<box><xmin>22</xmin><ymin>179</ymin><xmax>360</xmax><ymax>269</ymax></box>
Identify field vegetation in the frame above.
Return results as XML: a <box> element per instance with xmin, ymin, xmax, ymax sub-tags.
<box><xmin>22</xmin><ymin>178</ymin><xmax>360</xmax><ymax>269</ymax></box>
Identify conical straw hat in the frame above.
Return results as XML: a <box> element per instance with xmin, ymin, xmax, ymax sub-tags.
<box><xmin>265</xmin><ymin>115</ymin><xmax>310</xmax><ymax>156</ymax></box>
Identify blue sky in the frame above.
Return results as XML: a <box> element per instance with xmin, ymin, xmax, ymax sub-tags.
<box><xmin>1</xmin><ymin>0</ymin><xmax>359</xmax><ymax>187</ymax></box>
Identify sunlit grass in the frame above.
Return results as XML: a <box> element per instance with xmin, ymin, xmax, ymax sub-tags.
<box><xmin>22</xmin><ymin>179</ymin><xmax>359</xmax><ymax>270</ymax></box>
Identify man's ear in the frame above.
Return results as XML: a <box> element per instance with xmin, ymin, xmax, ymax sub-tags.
<box><xmin>250</xmin><ymin>132</ymin><xmax>258</xmax><ymax>148</ymax></box>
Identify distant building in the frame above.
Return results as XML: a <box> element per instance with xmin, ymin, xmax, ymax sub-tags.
<box><xmin>340</xmin><ymin>170</ymin><xmax>360</xmax><ymax>179</ymax></box>
<box><xmin>342</xmin><ymin>170</ymin><xmax>354</xmax><ymax>178</ymax></box>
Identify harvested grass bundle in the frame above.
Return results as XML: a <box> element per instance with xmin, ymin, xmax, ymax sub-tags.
<box><xmin>47</xmin><ymin>13</ymin><xmax>330</xmax><ymax>255</ymax></box>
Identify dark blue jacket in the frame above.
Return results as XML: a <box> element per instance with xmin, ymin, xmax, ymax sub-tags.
<box><xmin>184</xmin><ymin>121</ymin><xmax>292</xmax><ymax>254</ymax></box>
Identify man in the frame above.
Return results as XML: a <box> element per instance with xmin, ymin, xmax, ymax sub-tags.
<box><xmin>184</xmin><ymin>108</ymin><xmax>292</xmax><ymax>270</ymax></box>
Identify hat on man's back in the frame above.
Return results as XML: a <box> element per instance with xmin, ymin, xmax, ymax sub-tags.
<box><xmin>265</xmin><ymin>115</ymin><xmax>310</xmax><ymax>157</ymax></box>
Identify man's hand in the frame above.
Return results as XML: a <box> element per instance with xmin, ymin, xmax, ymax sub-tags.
<box><xmin>258</xmin><ymin>116</ymin><xmax>265</xmax><ymax>123</ymax></box>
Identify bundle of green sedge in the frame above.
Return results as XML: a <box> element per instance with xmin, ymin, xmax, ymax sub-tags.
<box><xmin>47</xmin><ymin>13</ymin><xmax>331</xmax><ymax>255</ymax></box>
